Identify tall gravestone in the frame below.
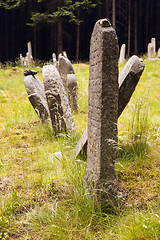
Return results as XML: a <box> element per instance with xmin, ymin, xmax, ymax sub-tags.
<box><xmin>85</xmin><ymin>19</ymin><xmax>119</xmax><ymax>207</ymax></box>
<box><xmin>43</xmin><ymin>65</ymin><xmax>76</xmax><ymax>136</ymax></box>
<box><xmin>74</xmin><ymin>55</ymin><xmax>145</xmax><ymax>158</ymax></box>
<box><xmin>23</xmin><ymin>73</ymin><xmax>49</xmax><ymax>122</ymax></box>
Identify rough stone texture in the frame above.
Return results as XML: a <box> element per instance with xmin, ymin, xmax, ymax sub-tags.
<box><xmin>74</xmin><ymin>55</ymin><xmax>145</xmax><ymax>159</ymax></box>
<box><xmin>58</xmin><ymin>55</ymin><xmax>75</xmax><ymax>89</ymax></box>
<box><xmin>43</xmin><ymin>64</ymin><xmax>75</xmax><ymax>136</ymax></box>
<box><xmin>119</xmin><ymin>44</ymin><xmax>126</xmax><ymax>64</ymax></box>
<box><xmin>85</xmin><ymin>19</ymin><xmax>119</xmax><ymax>207</ymax></box>
<box><xmin>118</xmin><ymin>55</ymin><xmax>145</xmax><ymax>116</ymax></box>
<box><xmin>23</xmin><ymin>75</ymin><xmax>49</xmax><ymax>122</ymax></box>
<box><xmin>67</xmin><ymin>73</ymin><xmax>78</xmax><ymax>113</ymax></box>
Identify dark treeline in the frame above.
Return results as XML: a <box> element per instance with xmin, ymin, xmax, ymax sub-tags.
<box><xmin>0</xmin><ymin>0</ymin><xmax>160</xmax><ymax>62</ymax></box>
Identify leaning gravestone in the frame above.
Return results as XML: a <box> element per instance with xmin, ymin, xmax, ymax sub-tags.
<box><xmin>43</xmin><ymin>65</ymin><xmax>76</xmax><ymax>136</ymax></box>
<box><xmin>118</xmin><ymin>55</ymin><xmax>145</xmax><ymax>116</ymax></box>
<box><xmin>74</xmin><ymin>55</ymin><xmax>145</xmax><ymax>158</ymax></box>
<box><xmin>85</xmin><ymin>19</ymin><xmax>119</xmax><ymax>207</ymax></box>
<box><xmin>23</xmin><ymin>71</ymin><xmax>49</xmax><ymax>122</ymax></box>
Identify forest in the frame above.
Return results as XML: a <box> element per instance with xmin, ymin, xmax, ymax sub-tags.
<box><xmin>0</xmin><ymin>0</ymin><xmax>160</xmax><ymax>62</ymax></box>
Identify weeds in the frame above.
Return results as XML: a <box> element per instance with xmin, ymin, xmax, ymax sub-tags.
<box><xmin>0</xmin><ymin>59</ymin><xmax>160</xmax><ymax>239</ymax></box>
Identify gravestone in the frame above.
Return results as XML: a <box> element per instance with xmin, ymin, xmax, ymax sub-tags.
<box><xmin>25</xmin><ymin>52</ymin><xmax>33</xmax><ymax>67</ymax></box>
<box><xmin>119</xmin><ymin>44</ymin><xmax>126</xmax><ymax>64</ymax></box>
<box><xmin>74</xmin><ymin>55</ymin><xmax>145</xmax><ymax>158</ymax></box>
<box><xmin>20</xmin><ymin>54</ymin><xmax>25</xmax><ymax>66</ymax></box>
<box><xmin>52</xmin><ymin>53</ymin><xmax>57</xmax><ymax>66</ymax></box>
<box><xmin>157</xmin><ymin>48</ymin><xmax>160</xmax><ymax>58</ymax></box>
<box><xmin>23</xmin><ymin>73</ymin><xmax>49</xmax><ymax>122</ymax></box>
<box><xmin>20</xmin><ymin>52</ymin><xmax>33</xmax><ymax>67</ymax></box>
<box><xmin>43</xmin><ymin>65</ymin><xmax>75</xmax><ymax>136</ymax></box>
<box><xmin>58</xmin><ymin>55</ymin><xmax>75</xmax><ymax>89</ymax></box>
<box><xmin>151</xmin><ymin>38</ymin><xmax>156</xmax><ymax>57</ymax></box>
<box><xmin>148</xmin><ymin>43</ymin><xmax>154</xmax><ymax>59</ymax></box>
<box><xmin>67</xmin><ymin>73</ymin><xmax>78</xmax><ymax>113</ymax></box>
<box><xmin>27</xmin><ymin>41</ymin><xmax>32</xmax><ymax>57</ymax></box>
<box><xmin>62</xmin><ymin>51</ymin><xmax>68</xmax><ymax>58</ymax></box>
<box><xmin>118</xmin><ymin>55</ymin><xmax>145</xmax><ymax>116</ymax></box>
<box><xmin>74</xmin><ymin>127</ymin><xmax>88</xmax><ymax>157</ymax></box>
<box><xmin>85</xmin><ymin>19</ymin><xmax>119</xmax><ymax>207</ymax></box>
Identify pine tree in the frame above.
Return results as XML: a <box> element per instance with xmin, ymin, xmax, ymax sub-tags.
<box><xmin>30</xmin><ymin>0</ymin><xmax>101</xmax><ymax>58</ymax></box>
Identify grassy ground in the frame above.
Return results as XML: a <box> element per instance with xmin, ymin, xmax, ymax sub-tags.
<box><xmin>0</xmin><ymin>59</ymin><xmax>160</xmax><ymax>239</ymax></box>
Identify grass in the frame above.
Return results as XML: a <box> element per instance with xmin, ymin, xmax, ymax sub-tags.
<box><xmin>0</xmin><ymin>59</ymin><xmax>160</xmax><ymax>239</ymax></box>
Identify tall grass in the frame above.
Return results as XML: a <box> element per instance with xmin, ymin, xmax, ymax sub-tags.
<box><xmin>118</xmin><ymin>98</ymin><xmax>149</xmax><ymax>162</ymax></box>
<box><xmin>1</xmin><ymin>59</ymin><xmax>160</xmax><ymax>239</ymax></box>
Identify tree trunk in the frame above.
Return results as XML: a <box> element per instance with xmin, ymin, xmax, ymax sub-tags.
<box><xmin>76</xmin><ymin>9</ymin><xmax>80</xmax><ymax>62</ymax></box>
<box><xmin>57</xmin><ymin>19</ymin><xmax>63</xmax><ymax>55</ymax></box>
<box><xmin>112</xmin><ymin>0</ymin><xmax>116</xmax><ymax>29</ymax></box>
<box><xmin>105</xmin><ymin>0</ymin><xmax>109</xmax><ymax>18</ymax></box>
<box><xmin>5</xmin><ymin>10</ymin><xmax>9</xmax><ymax>61</ymax></box>
<box><xmin>34</xmin><ymin>28</ymin><xmax>37</xmax><ymax>59</ymax></box>
<box><xmin>127</xmin><ymin>0</ymin><xmax>131</xmax><ymax>57</ymax></box>
<box><xmin>145</xmin><ymin>0</ymin><xmax>149</xmax><ymax>48</ymax></box>
<box><xmin>134</xmin><ymin>0</ymin><xmax>138</xmax><ymax>55</ymax></box>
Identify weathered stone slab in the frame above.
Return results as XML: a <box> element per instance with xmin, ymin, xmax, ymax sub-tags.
<box><xmin>74</xmin><ymin>55</ymin><xmax>145</xmax><ymax>158</ymax></box>
<box><xmin>85</xmin><ymin>19</ymin><xmax>119</xmax><ymax>207</ymax></box>
<box><xmin>23</xmin><ymin>74</ymin><xmax>49</xmax><ymax>122</ymax></box>
<box><xmin>118</xmin><ymin>55</ymin><xmax>145</xmax><ymax>116</ymax></box>
<box><xmin>119</xmin><ymin>44</ymin><xmax>126</xmax><ymax>64</ymax></box>
<box><xmin>43</xmin><ymin>64</ymin><xmax>75</xmax><ymax>136</ymax></box>
<box><xmin>67</xmin><ymin>73</ymin><xmax>78</xmax><ymax>113</ymax></box>
<box><xmin>57</xmin><ymin>55</ymin><xmax>75</xmax><ymax>89</ymax></box>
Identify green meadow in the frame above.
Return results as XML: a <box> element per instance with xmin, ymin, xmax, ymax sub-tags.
<box><xmin>1</xmin><ymin>58</ymin><xmax>160</xmax><ymax>239</ymax></box>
